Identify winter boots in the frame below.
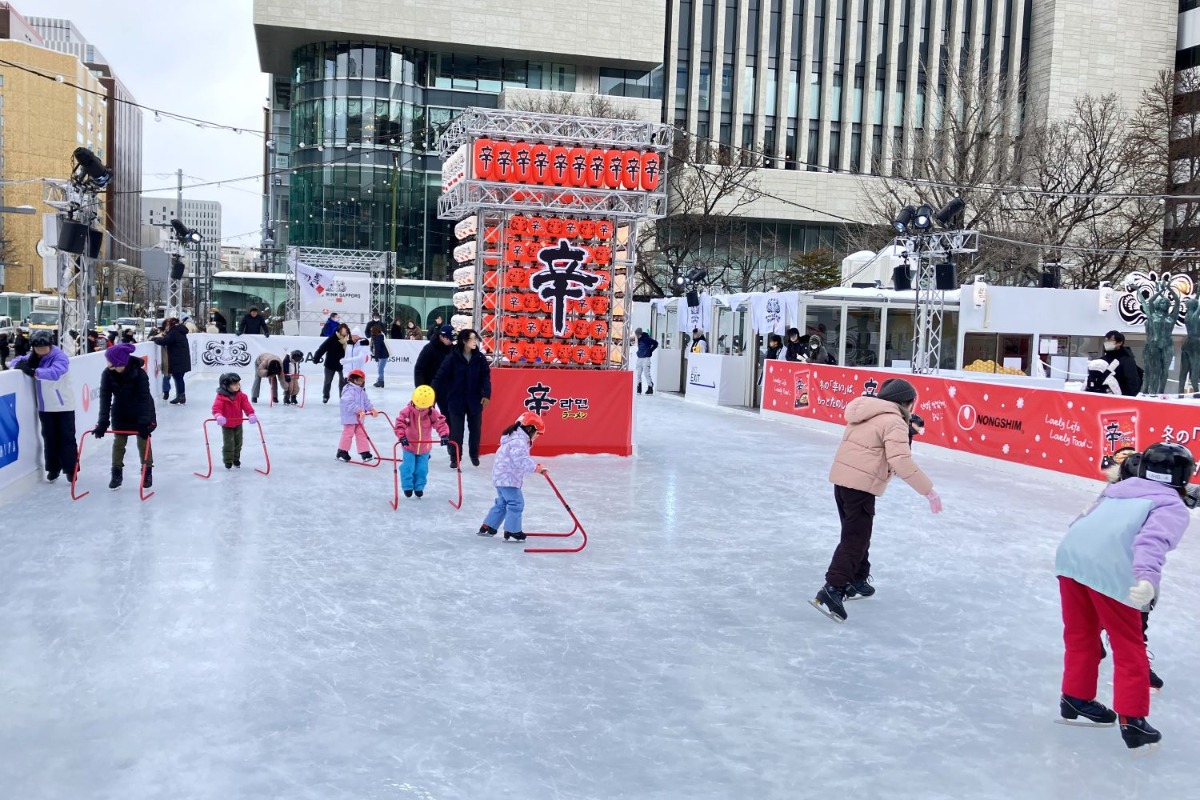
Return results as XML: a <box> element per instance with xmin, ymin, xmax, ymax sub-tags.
<box><xmin>646</xmin><ymin>386</ymin><xmax>654</xmax><ymax>395</ymax></box>
<box><xmin>637</xmin><ymin>384</ymin><xmax>643</xmax><ymax>394</ymax></box>
<box><xmin>336</xmin><ymin>450</ymin><xmax>351</xmax><ymax>462</ymax></box>
<box><xmin>1059</xmin><ymin>695</ymin><xmax>1117</xmax><ymax>726</ymax></box>
<box><xmin>109</xmin><ymin>468</ymin><xmax>123</xmax><ymax>490</ymax></box>
<box><xmin>374</xmin><ymin>380</ymin><xmax>384</xmax><ymax>388</ymax></box>
<box><xmin>811</xmin><ymin>584</ymin><xmax>849</xmax><ymax>622</ymax></box>
<box><xmin>169</xmin><ymin>395</ymin><xmax>186</xmax><ymax>405</ymax></box>
<box><xmin>1119</xmin><ymin>716</ymin><xmax>1162</xmax><ymax>749</ymax></box>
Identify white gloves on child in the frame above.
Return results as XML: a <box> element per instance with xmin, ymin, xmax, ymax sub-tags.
<box><xmin>1128</xmin><ymin>579</ymin><xmax>1155</xmax><ymax>607</ymax></box>
<box><xmin>926</xmin><ymin>489</ymin><xmax>943</xmax><ymax>514</ymax></box>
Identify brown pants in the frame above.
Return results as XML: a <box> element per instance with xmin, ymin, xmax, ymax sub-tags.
<box><xmin>824</xmin><ymin>485</ymin><xmax>875</xmax><ymax>586</ymax></box>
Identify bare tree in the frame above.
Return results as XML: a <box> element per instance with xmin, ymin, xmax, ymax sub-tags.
<box><xmin>506</xmin><ymin>92</ymin><xmax>641</xmax><ymax>121</ymax></box>
<box><xmin>774</xmin><ymin>248</ymin><xmax>842</xmax><ymax>292</ymax></box>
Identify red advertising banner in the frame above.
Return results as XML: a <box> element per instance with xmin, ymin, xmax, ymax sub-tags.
<box><xmin>763</xmin><ymin>360</ymin><xmax>1200</xmax><ymax>483</ymax></box>
<box><xmin>481</xmin><ymin>368</ymin><xmax>634</xmax><ymax>457</ymax></box>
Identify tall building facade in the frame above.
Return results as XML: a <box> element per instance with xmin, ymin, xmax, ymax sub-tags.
<box><xmin>27</xmin><ymin>14</ymin><xmax>144</xmax><ymax>271</ymax></box>
<box><xmin>0</xmin><ymin>30</ymin><xmax>107</xmax><ymax>292</ymax></box>
<box><xmin>140</xmin><ymin>198</ymin><xmax>223</xmax><ymax>276</ymax></box>
<box><xmin>254</xmin><ymin>0</ymin><xmax>664</xmax><ymax>281</ymax></box>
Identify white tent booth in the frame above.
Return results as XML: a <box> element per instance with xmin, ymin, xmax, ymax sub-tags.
<box><xmin>639</xmin><ymin>279</ymin><xmax>1181</xmax><ymax>408</ymax></box>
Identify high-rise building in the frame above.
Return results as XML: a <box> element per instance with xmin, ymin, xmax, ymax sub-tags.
<box><xmin>253</xmin><ymin>0</ymin><xmax>665</xmax><ymax>281</ymax></box>
<box><xmin>0</xmin><ymin>5</ymin><xmax>107</xmax><ymax>293</ymax></box>
<box><xmin>27</xmin><ymin>14</ymin><xmax>144</xmax><ymax>271</ymax></box>
<box><xmin>140</xmin><ymin>197</ymin><xmax>223</xmax><ymax>276</ymax></box>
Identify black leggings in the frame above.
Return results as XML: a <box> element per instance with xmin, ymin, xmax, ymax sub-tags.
<box><xmin>322</xmin><ymin>366</ymin><xmax>345</xmax><ymax>401</ymax></box>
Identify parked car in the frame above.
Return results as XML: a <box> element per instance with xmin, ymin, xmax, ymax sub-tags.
<box><xmin>0</xmin><ymin>315</ymin><xmax>16</xmax><ymax>342</ymax></box>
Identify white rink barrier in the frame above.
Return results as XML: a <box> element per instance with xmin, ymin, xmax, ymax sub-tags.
<box><xmin>186</xmin><ymin>333</ymin><xmax>426</xmax><ymax>382</ymax></box>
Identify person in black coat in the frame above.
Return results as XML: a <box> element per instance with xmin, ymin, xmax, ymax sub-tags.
<box><xmin>427</xmin><ymin>314</ymin><xmax>445</xmax><ymax>341</ymax></box>
<box><xmin>237</xmin><ymin>307</ymin><xmax>270</xmax><ymax>336</ymax></box>
<box><xmin>152</xmin><ymin>317</ymin><xmax>191</xmax><ymax>404</ymax></box>
<box><xmin>1102</xmin><ymin>330</ymin><xmax>1143</xmax><ymax>396</ymax></box>
<box><xmin>389</xmin><ymin>317</ymin><xmax>405</xmax><ymax>339</ymax></box>
<box><xmin>414</xmin><ymin>324</ymin><xmax>454</xmax><ymax>387</ymax></box>
<box><xmin>432</xmin><ymin>328</ymin><xmax>491</xmax><ymax>468</ymax></box>
<box><xmin>368</xmin><ymin>321</ymin><xmax>390</xmax><ymax>387</ymax></box>
<box><xmin>784</xmin><ymin>328</ymin><xmax>806</xmax><ymax>361</ymax></box>
<box><xmin>209</xmin><ymin>307</ymin><xmax>228</xmax><ymax>334</ymax></box>
<box><xmin>313</xmin><ymin>323</ymin><xmax>351</xmax><ymax>403</ymax></box>
<box><xmin>93</xmin><ymin>343</ymin><xmax>156</xmax><ymax>490</ymax></box>
<box><xmin>0</xmin><ymin>333</ymin><xmax>8</xmax><ymax>370</ymax></box>
<box><xmin>13</xmin><ymin>331</ymin><xmax>30</xmax><ymax>358</ymax></box>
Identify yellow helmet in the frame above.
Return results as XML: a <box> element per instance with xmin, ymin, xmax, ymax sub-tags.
<box><xmin>413</xmin><ymin>384</ymin><xmax>436</xmax><ymax>409</ymax></box>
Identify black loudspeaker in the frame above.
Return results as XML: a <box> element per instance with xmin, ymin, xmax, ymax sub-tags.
<box><xmin>892</xmin><ymin>265</ymin><xmax>912</xmax><ymax>292</ymax></box>
<box><xmin>935</xmin><ymin>262</ymin><xmax>958</xmax><ymax>291</ymax></box>
<box><xmin>56</xmin><ymin>220</ymin><xmax>89</xmax><ymax>255</ymax></box>
<box><xmin>686</xmin><ymin>289</ymin><xmax>700</xmax><ymax>307</ymax></box>
<box><xmin>170</xmin><ymin>255</ymin><xmax>186</xmax><ymax>280</ymax></box>
<box><xmin>1040</xmin><ymin>265</ymin><xmax>1061</xmax><ymax>288</ymax></box>
<box><xmin>87</xmin><ymin>228</ymin><xmax>104</xmax><ymax>259</ymax></box>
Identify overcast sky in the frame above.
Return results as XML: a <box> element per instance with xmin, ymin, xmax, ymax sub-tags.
<box><xmin>24</xmin><ymin>0</ymin><xmax>267</xmax><ymax>247</ymax></box>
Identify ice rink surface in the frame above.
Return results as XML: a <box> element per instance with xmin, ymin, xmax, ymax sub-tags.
<box><xmin>1</xmin><ymin>374</ymin><xmax>1198</xmax><ymax>799</ymax></box>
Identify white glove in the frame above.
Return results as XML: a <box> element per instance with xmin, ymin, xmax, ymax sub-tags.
<box><xmin>925</xmin><ymin>489</ymin><xmax>943</xmax><ymax>514</ymax></box>
<box><xmin>1128</xmin><ymin>579</ymin><xmax>1155</xmax><ymax>607</ymax></box>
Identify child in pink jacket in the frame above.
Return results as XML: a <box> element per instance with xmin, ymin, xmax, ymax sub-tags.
<box><xmin>211</xmin><ymin>372</ymin><xmax>257</xmax><ymax>469</ymax></box>
<box><xmin>393</xmin><ymin>385</ymin><xmax>450</xmax><ymax>497</ymax></box>
<box><xmin>337</xmin><ymin>369</ymin><xmax>377</xmax><ymax>462</ymax></box>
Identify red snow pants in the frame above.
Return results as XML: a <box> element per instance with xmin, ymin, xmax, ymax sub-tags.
<box><xmin>1059</xmin><ymin>576</ymin><xmax>1150</xmax><ymax>717</ymax></box>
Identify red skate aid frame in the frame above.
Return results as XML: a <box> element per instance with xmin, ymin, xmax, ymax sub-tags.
<box><xmin>269</xmin><ymin>374</ymin><xmax>306</xmax><ymax>408</ymax></box>
<box><xmin>343</xmin><ymin>412</ymin><xmax>399</xmax><ymax>468</ymax></box>
<box><xmin>390</xmin><ymin>440</ymin><xmax>463</xmax><ymax>510</ymax></box>
<box><xmin>524</xmin><ymin>473</ymin><xmax>587</xmax><ymax>554</ymax></box>
<box><xmin>71</xmin><ymin>430</ymin><xmax>155</xmax><ymax>501</ymax></box>
<box><xmin>193</xmin><ymin>417</ymin><xmax>271</xmax><ymax>478</ymax></box>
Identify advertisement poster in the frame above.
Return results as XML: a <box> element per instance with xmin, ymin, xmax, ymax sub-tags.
<box><xmin>294</xmin><ymin>268</ymin><xmax>371</xmax><ymax>320</ymax></box>
<box><xmin>481</xmin><ymin>368</ymin><xmax>633</xmax><ymax>456</ymax></box>
<box><xmin>763</xmin><ymin>360</ymin><xmax>1200</xmax><ymax>483</ymax></box>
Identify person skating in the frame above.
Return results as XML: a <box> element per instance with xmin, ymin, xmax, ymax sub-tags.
<box><xmin>433</xmin><ymin>328</ymin><xmax>491</xmax><ymax>468</ymax></box>
<box><xmin>634</xmin><ymin>327</ymin><xmax>658</xmax><ymax>394</ymax></box>
<box><xmin>1054</xmin><ymin>443</ymin><xmax>1192</xmax><ymax>748</ymax></box>
<box><xmin>477</xmin><ymin>411</ymin><xmax>548</xmax><ymax>541</ymax></box>
<box><xmin>93</xmin><ymin>343</ymin><xmax>156</xmax><ymax>490</ymax></box>
<box><xmin>313</xmin><ymin>322</ymin><xmax>350</xmax><ymax>403</ymax></box>
<box><xmin>152</xmin><ymin>316</ymin><xmax>190</xmax><ymax>404</ymax></box>
<box><xmin>208</xmin><ymin>307</ymin><xmax>228</xmax><ymax>334</ymax></box>
<box><xmin>337</xmin><ymin>369</ymin><xmax>377</xmax><ymax>462</ymax></box>
<box><xmin>252</xmin><ymin>352</ymin><xmax>284</xmax><ymax>404</ymax></box>
<box><xmin>237</xmin><ymin>306</ymin><xmax>270</xmax><ymax>336</ymax></box>
<box><xmin>211</xmin><ymin>373</ymin><xmax>257</xmax><ymax>469</ymax></box>
<box><xmin>414</xmin><ymin>324</ymin><xmax>454</xmax><ymax>388</ymax></box>
<box><xmin>368</xmin><ymin>322</ymin><xmax>390</xmax><ymax>387</ymax></box>
<box><xmin>393</xmin><ymin>385</ymin><xmax>450</xmax><ymax>498</ymax></box>
<box><xmin>812</xmin><ymin>378</ymin><xmax>941</xmax><ymax>622</ymax></box>
<box><xmin>282</xmin><ymin>349</ymin><xmax>304</xmax><ymax>405</ymax></box>
<box><xmin>12</xmin><ymin>330</ymin><xmax>77</xmax><ymax>482</ymax></box>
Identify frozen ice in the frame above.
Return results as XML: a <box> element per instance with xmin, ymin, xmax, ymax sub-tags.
<box><xmin>1</xmin><ymin>375</ymin><xmax>1199</xmax><ymax>799</ymax></box>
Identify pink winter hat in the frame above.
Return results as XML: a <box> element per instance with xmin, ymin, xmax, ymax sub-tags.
<box><xmin>105</xmin><ymin>342</ymin><xmax>136</xmax><ymax>367</ymax></box>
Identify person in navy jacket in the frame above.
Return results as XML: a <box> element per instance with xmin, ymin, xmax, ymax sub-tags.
<box><xmin>635</xmin><ymin>328</ymin><xmax>658</xmax><ymax>395</ymax></box>
<box><xmin>12</xmin><ymin>330</ymin><xmax>76</xmax><ymax>482</ymax></box>
<box><xmin>433</xmin><ymin>328</ymin><xmax>491</xmax><ymax>468</ymax></box>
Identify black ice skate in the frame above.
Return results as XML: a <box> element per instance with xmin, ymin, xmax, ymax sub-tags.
<box><xmin>336</xmin><ymin>449</ymin><xmax>351</xmax><ymax>462</ymax></box>
<box><xmin>637</xmin><ymin>384</ymin><xmax>643</xmax><ymax>394</ymax></box>
<box><xmin>404</xmin><ymin>490</ymin><xmax>413</xmax><ymax>498</ymax></box>
<box><xmin>1057</xmin><ymin>695</ymin><xmax>1116</xmax><ymax>727</ymax></box>
<box><xmin>233</xmin><ymin>461</ymin><xmax>241</xmax><ymax>469</ymax></box>
<box><xmin>646</xmin><ymin>386</ymin><xmax>654</xmax><ymax>395</ymax></box>
<box><xmin>109</xmin><ymin>468</ymin><xmax>123</xmax><ymax>490</ymax></box>
<box><xmin>504</xmin><ymin>530</ymin><xmax>527</xmax><ymax>542</ymax></box>
<box><xmin>46</xmin><ymin>469</ymin><xmax>60</xmax><ymax>483</ymax></box>
<box><xmin>1150</xmin><ymin>668</ymin><xmax>1164</xmax><ymax>691</ymax></box>
<box><xmin>810</xmin><ymin>584</ymin><xmax>848</xmax><ymax>623</ymax></box>
<box><xmin>414</xmin><ymin>490</ymin><xmax>423</xmax><ymax>498</ymax></box>
<box><xmin>845</xmin><ymin>576</ymin><xmax>875</xmax><ymax>600</ymax></box>
<box><xmin>360</xmin><ymin>451</ymin><xmax>375</xmax><ymax>463</ymax></box>
<box><xmin>142</xmin><ymin>467</ymin><xmax>153</xmax><ymax>489</ymax></box>
<box><xmin>1119</xmin><ymin>716</ymin><xmax>1161</xmax><ymax>749</ymax></box>
<box><xmin>477</xmin><ymin>524</ymin><xmax>497</xmax><ymax>537</ymax></box>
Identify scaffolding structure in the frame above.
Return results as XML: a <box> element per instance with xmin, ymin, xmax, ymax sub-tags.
<box><xmin>285</xmin><ymin>246</ymin><xmax>394</xmax><ymax>330</ymax></box>
<box><xmin>905</xmin><ymin>230</ymin><xmax>979</xmax><ymax>374</ymax></box>
<box><xmin>42</xmin><ymin>179</ymin><xmax>100</xmax><ymax>354</ymax></box>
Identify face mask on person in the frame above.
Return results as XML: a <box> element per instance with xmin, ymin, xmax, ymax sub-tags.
<box><xmin>1103</xmin><ymin>341</ymin><xmax>1117</xmax><ymax>352</ymax></box>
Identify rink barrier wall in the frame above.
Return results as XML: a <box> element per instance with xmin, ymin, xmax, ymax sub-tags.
<box><xmin>0</xmin><ymin>343</ymin><xmax>160</xmax><ymax>494</ymax></box>
<box><xmin>186</xmin><ymin>334</ymin><xmax>426</xmax><ymax>383</ymax></box>
<box><xmin>761</xmin><ymin>361</ymin><xmax>1200</xmax><ymax>490</ymax></box>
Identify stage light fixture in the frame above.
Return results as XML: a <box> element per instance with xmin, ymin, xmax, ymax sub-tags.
<box><xmin>912</xmin><ymin>204</ymin><xmax>934</xmax><ymax>231</ymax></box>
<box><xmin>892</xmin><ymin>206</ymin><xmax>916</xmax><ymax>234</ymax></box>
<box><xmin>935</xmin><ymin>198</ymin><xmax>966</xmax><ymax>229</ymax></box>
<box><xmin>72</xmin><ymin>147</ymin><xmax>111</xmax><ymax>188</ymax></box>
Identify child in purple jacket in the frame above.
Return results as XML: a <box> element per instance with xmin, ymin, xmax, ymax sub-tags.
<box><xmin>337</xmin><ymin>369</ymin><xmax>377</xmax><ymax>462</ymax></box>
<box><xmin>476</xmin><ymin>412</ymin><xmax>547</xmax><ymax>542</ymax></box>
<box><xmin>1054</xmin><ymin>442</ymin><xmax>1193</xmax><ymax>749</ymax></box>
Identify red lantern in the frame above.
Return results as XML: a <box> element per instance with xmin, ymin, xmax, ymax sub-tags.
<box><xmin>482</xmin><ymin>313</ymin><xmax>497</xmax><ymax>333</ymax></box>
<box><xmin>591</xmin><ymin>245</ymin><xmax>612</xmax><ymax>265</ymax></box>
<box><xmin>522</xmin><ymin>293</ymin><xmax>542</xmax><ymax>312</ymax></box>
<box><xmin>585</xmin><ymin>149</ymin><xmax>606</xmax><ymax>188</ymax></box>
<box><xmin>539</xmin><ymin>318</ymin><xmax>554</xmax><ymax>339</ymax></box>
<box><xmin>504</xmin><ymin>342</ymin><xmax>521</xmax><ymax>362</ymax></box>
<box><xmin>505</xmin><ymin>293</ymin><xmax>524</xmax><ymax>312</ymax></box>
<box><xmin>504</xmin><ymin>317</ymin><xmax>522</xmax><ymax>338</ymax></box>
<box><xmin>562</xmin><ymin>218</ymin><xmax>580</xmax><ymax>238</ymax></box>
<box><xmin>621</xmin><ymin>151</ymin><xmax>641</xmax><ymax>190</ymax></box>
<box><xmin>567</xmin><ymin>147</ymin><xmax>588</xmax><ymax>187</ymax></box>
<box><xmin>596</xmin><ymin>220</ymin><xmax>615</xmax><ymax>240</ymax></box>
<box><xmin>530</xmin><ymin>144</ymin><xmax>552</xmax><ymax>184</ymax></box>
<box><xmin>589</xmin><ymin>296</ymin><xmax>610</xmax><ymax>316</ymax></box>
<box><xmin>541</xmin><ymin>343</ymin><xmax>557</xmax><ymax>362</ymax></box>
<box><xmin>512</xmin><ymin>141</ymin><xmax>533</xmax><ymax>183</ymax></box>
<box><xmin>506</xmin><ymin>240</ymin><xmax>526</xmax><ymax>264</ymax></box>
<box><xmin>492</xmin><ymin>141</ymin><xmax>515</xmax><ymax>181</ymax></box>
<box><xmin>521</xmin><ymin>342</ymin><xmax>540</xmax><ymax>362</ymax></box>
<box><xmin>594</xmin><ymin>270</ymin><xmax>611</xmax><ymax>291</ymax></box>
<box><xmin>549</xmin><ymin>146</ymin><xmax>570</xmax><ymax>185</ymax></box>
<box><xmin>482</xmin><ymin>292</ymin><xmax>497</xmax><ymax>310</ymax></box>
<box><xmin>523</xmin><ymin>317</ymin><xmax>541</xmax><ymax>337</ymax></box>
<box><xmin>483</xmin><ymin>270</ymin><xmax>499</xmax><ymax>288</ymax></box>
<box><xmin>577</xmin><ymin>220</ymin><xmax>596</xmax><ymax>239</ymax></box>
<box><xmin>573</xmin><ymin>318</ymin><xmax>592</xmax><ymax>339</ymax></box>
<box><xmin>508</xmin><ymin>215</ymin><xmax>529</xmax><ymax>235</ymax></box>
<box><xmin>573</xmin><ymin>346</ymin><xmax>590</xmax><ymax>364</ymax></box>
<box><xmin>482</xmin><ymin>225</ymin><xmax>501</xmax><ymax>243</ymax></box>
<box><xmin>641</xmin><ymin>151</ymin><xmax>662</xmax><ymax>191</ymax></box>
<box><xmin>472</xmin><ymin>138</ymin><xmax>496</xmax><ymax>181</ymax></box>
<box><xmin>546</xmin><ymin>217</ymin><xmax>565</xmax><ymax>236</ymax></box>
<box><xmin>591</xmin><ymin>320</ymin><xmax>609</xmax><ymax>339</ymax></box>
<box><xmin>556</xmin><ymin>343</ymin><xmax>575</xmax><ymax>362</ymax></box>
<box><xmin>590</xmin><ymin>345</ymin><xmax>607</xmax><ymax>364</ymax></box>
<box><xmin>603</xmin><ymin>150</ymin><xmax>624</xmax><ymax>189</ymax></box>
<box><xmin>504</xmin><ymin>268</ymin><xmax>525</xmax><ymax>289</ymax></box>
<box><xmin>527</xmin><ymin>216</ymin><xmax>546</xmax><ymax>237</ymax></box>
<box><xmin>482</xmin><ymin>336</ymin><xmax>496</xmax><ymax>353</ymax></box>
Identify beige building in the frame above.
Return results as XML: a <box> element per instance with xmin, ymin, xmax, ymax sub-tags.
<box><xmin>0</xmin><ymin>39</ymin><xmax>106</xmax><ymax>292</ymax></box>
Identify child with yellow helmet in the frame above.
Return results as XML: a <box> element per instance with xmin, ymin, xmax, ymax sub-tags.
<box><xmin>393</xmin><ymin>385</ymin><xmax>451</xmax><ymax>497</ymax></box>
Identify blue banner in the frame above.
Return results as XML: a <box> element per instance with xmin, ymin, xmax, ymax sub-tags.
<box><xmin>0</xmin><ymin>392</ymin><xmax>18</xmax><ymax>469</ymax></box>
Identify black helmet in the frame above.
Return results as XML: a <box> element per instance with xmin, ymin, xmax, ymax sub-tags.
<box><xmin>219</xmin><ymin>372</ymin><xmax>242</xmax><ymax>390</ymax></box>
<box><xmin>1137</xmin><ymin>443</ymin><xmax>1196</xmax><ymax>489</ymax></box>
<box><xmin>290</xmin><ymin>349</ymin><xmax>304</xmax><ymax>361</ymax></box>
<box><xmin>1117</xmin><ymin>451</ymin><xmax>1142</xmax><ymax>482</ymax></box>
<box><xmin>30</xmin><ymin>330</ymin><xmax>53</xmax><ymax>348</ymax></box>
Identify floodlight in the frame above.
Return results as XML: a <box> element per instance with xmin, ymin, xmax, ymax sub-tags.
<box><xmin>892</xmin><ymin>205</ymin><xmax>916</xmax><ymax>234</ymax></box>
<box><xmin>72</xmin><ymin>147</ymin><xmax>111</xmax><ymax>188</ymax></box>
<box><xmin>912</xmin><ymin>204</ymin><xmax>934</xmax><ymax>231</ymax></box>
<box><xmin>935</xmin><ymin>198</ymin><xmax>966</xmax><ymax>229</ymax></box>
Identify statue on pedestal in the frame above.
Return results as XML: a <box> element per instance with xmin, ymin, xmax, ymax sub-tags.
<box><xmin>1142</xmin><ymin>281</ymin><xmax>1181</xmax><ymax>395</ymax></box>
<box><xmin>1180</xmin><ymin>296</ymin><xmax>1200</xmax><ymax>394</ymax></box>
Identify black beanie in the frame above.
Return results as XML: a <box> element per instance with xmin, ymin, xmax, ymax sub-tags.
<box><xmin>876</xmin><ymin>378</ymin><xmax>917</xmax><ymax>404</ymax></box>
